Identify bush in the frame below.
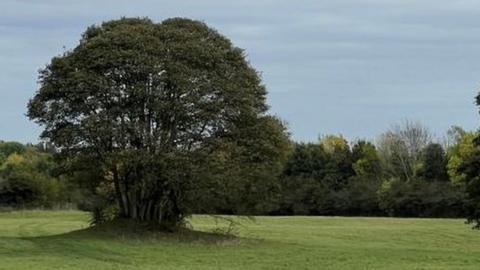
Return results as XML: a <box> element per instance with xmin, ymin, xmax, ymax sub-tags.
<box><xmin>344</xmin><ymin>177</ymin><xmax>382</xmax><ymax>216</ymax></box>
<box><xmin>378</xmin><ymin>178</ymin><xmax>465</xmax><ymax>217</ymax></box>
<box><xmin>0</xmin><ymin>148</ymin><xmax>67</xmax><ymax>208</ymax></box>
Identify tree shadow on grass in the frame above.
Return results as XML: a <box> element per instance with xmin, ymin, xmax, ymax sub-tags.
<box><xmin>54</xmin><ymin>221</ymin><xmax>244</xmax><ymax>245</ymax></box>
<box><xmin>0</xmin><ymin>222</ymin><xmax>251</xmax><ymax>267</ymax></box>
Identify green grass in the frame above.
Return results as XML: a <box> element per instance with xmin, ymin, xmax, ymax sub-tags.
<box><xmin>1</xmin><ymin>211</ymin><xmax>480</xmax><ymax>269</ymax></box>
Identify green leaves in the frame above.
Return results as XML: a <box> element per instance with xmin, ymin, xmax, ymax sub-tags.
<box><xmin>0</xmin><ymin>144</ymin><xmax>65</xmax><ymax>207</ymax></box>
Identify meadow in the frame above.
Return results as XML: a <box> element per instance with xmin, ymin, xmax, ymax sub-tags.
<box><xmin>0</xmin><ymin>211</ymin><xmax>480</xmax><ymax>269</ymax></box>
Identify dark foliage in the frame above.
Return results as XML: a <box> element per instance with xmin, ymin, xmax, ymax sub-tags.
<box><xmin>273</xmin><ymin>138</ymin><xmax>465</xmax><ymax>218</ymax></box>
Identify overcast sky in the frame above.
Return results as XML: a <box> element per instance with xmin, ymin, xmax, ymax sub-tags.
<box><xmin>2</xmin><ymin>0</ymin><xmax>480</xmax><ymax>143</ymax></box>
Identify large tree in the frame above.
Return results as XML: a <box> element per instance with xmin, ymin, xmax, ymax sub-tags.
<box><xmin>27</xmin><ymin>18</ymin><xmax>290</xmax><ymax>229</ymax></box>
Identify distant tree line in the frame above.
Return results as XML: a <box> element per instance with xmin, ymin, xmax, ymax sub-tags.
<box><xmin>270</xmin><ymin>122</ymin><xmax>468</xmax><ymax>218</ymax></box>
<box><xmin>0</xmin><ymin>121</ymin><xmax>475</xmax><ymax>220</ymax></box>
<box><xmin>0</xmin><ymin>141</ymin><xmax>80</xmax><ymax>208</ymax></box>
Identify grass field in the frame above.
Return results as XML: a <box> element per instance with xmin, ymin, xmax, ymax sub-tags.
<box><xmin>1</xmin><ymin>211</ymin><xmax>480</xmax><ymax>269</ymax></box>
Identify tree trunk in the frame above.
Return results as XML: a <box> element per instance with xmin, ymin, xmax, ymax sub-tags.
<box><xmin>112</xmin><ymin>166</ymin><xmax>127</xmax><ymax>217</ymax></box>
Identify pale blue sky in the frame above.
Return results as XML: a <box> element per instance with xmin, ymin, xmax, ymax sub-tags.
<box><xmin>1</xmin><ymin>0</ymin><xmax>480</xmax><ymax>143</ymax></box>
